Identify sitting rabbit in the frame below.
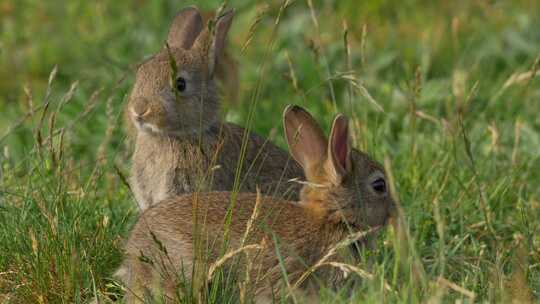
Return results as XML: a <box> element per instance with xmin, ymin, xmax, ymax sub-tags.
<box><xmin>125</xmin><ymin>7</ymin><xmax>303</xmax><ymax>210</ymax></box>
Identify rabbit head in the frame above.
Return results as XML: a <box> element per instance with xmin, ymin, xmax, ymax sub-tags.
<box><xmin>283</xmin><ymin>105</ymin><xmax>394</xmax><ymax>231</ymax></box>
<box><xmin>127</xmin><ymin>7</ymin><xmax>234</xmax><ymax>136</ymax></box>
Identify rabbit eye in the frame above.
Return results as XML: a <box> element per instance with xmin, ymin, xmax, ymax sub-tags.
<box><xmin>371</xmin><ymin>178</ymin><xmax>386</xmax><ymax>194</ymax></box>
<box><xmin>175</xmin><ymin>77</ymin><xmax>186</xmax><ymax>92</ymax></box>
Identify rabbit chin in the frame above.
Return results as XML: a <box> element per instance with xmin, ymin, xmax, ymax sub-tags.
<box><xmin>135</xmin><ymin>121</ymin><xmax>202</xmax><ymax>137</ymax></box>
<box><xmin>133</xmin><ymin>120</ymin><xmax>167</xmax><ymax>136</ymax></box>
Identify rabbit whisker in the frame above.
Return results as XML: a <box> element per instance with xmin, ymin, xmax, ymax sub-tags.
<box><xmin>288</xmin><ymin>178</ymin><xmax>326</xmax><ymax>189</ymax></box>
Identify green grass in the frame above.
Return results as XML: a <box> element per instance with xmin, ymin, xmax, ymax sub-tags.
<box><xmin>1</xmin><ymin>0</ymin><xmax>539</xmax><ymax>302</ymax></box>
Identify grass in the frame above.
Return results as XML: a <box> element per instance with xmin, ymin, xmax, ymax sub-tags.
<box><xmin>1</xmin><ymin>0</ymin><xmax>539</xmax><ymax>302</ymax></box>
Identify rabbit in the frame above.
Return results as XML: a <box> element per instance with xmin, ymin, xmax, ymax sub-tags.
<box><xmin>115</xmin><ymin>105</ymin><xmax>395</xmax><ymax>303</ymax></box>
<box><xmin>125</xmin><ymin>6</ymin><xmax>303</xmax><ymax>210</ymax></box>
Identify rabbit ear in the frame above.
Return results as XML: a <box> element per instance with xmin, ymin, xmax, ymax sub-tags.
<box><xmin>167</xmin><ymin>7</ymin><xmax>204</xmax><ymax>50</ymax></box>
<box><xmin>207</xmin><ymin>9</ymin><xmax>234</xmax><ymax>76</ymax></box>
<box><xmin>327</xmin><ymin>114</ymin><xmax>351</xmax><ymax>184</ymax></box>
<box><xmin>283</xmin><ymin>105</ymin><xmax>328</xmax><ymax>175</ymax></box>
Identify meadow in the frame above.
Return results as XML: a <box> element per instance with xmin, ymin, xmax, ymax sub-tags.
<box><xmin>0</xmin><ymin>0</ymin><xmax>539</xmax><ymax>302</ymax></box>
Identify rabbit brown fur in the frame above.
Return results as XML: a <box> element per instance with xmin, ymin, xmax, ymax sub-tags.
<box><xmin>126</xmin><ymin>7</ymin><xmax>302</xmax><ymax>210</ymax></box>
<box><xmin>116</xmin><ymin>105</ymin><xmax>395</xmax><ymax>302</ymax></box>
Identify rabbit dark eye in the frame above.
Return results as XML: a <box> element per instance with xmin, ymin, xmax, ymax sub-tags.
<box><xmin>175</xmin><ymin>77</ymin><xmax>186</xmax><ymax>92</ymax></box>
<box><xmin>372</xmin><ymin>178</ymin><xmax>386</xmax><ymax>194</ymax></box>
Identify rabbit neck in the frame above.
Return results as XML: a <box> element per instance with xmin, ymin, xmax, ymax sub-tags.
<box><xmin>298</xmin><ymin>184</ymin><xmax>353</xmax><ymax>223</ymax></box>
<box><xmin>131</xmin><ymin>130</ymin><xmax>221</xmax><ymax>209</ymax></box>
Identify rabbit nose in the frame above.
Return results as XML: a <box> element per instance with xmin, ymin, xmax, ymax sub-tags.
<box><xmin>132</xmin><ymin>107</ymin><xmax>151</xmax><ymax>120</ymax></box>
<box><xmin>131</xmin><ymin>99</ymin><xmax>151</xmax><ymax>120</ymax></box>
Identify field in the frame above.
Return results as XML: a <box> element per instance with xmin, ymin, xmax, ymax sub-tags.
<box><xmin>1</xmin><ymin>0</ymin><xmax>539</xmax><ymax>302</ymax></box>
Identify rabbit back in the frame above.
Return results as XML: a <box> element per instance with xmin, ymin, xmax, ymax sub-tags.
<box><xmin>117</xmin><ymin>191</ymin><xmax>344</xmax><ymax>302</ymax></box>
<box><xmin>131</xmin><ymin>122</ymin><xmax>303</xmax><ymax>210</ymax></box>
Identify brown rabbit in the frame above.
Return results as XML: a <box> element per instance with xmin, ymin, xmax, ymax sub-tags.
<box><xmin>126</xmin><ymin>7</ymin><xmax>302</xmax><ymax>210</ymax></box>
<box><xmin>116</xmin><ymin>105</ymin><xmax>395</xmax><ymax>303</ymax></box>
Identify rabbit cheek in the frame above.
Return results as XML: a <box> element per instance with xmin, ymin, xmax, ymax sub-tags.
<box><xmin>364</xmin><ymin>202</ymin><xmax>388</xmax><ymax>227</ymax></box>
<box><xmin>156</xmin><ymin>92</ymin><xmax>184</xmax><ymax>130</ymax></box>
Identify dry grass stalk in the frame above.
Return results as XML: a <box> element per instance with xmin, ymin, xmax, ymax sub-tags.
<box><xmin>511</xmin><ymin>119</ymin><xmax>522</xmax><ymax>166</ymax></box>
<box><xmin>322</xmin><ymin>262</ymin><xmax>394</xmax><ymax>293</ymax></box>
<box><xmin>35</xmin><ymin>66</ymin><xmax>58</xmax><ymax>154</ymax></box>
<box><xmin>343</xmin><ymin>20</ymin><xmax>354</xmax><ymax>114</ymax></box>
<box><xmin>240</xmin><ymin>189</ymin><xmax>266</xmax><ymax>303</ymax></box>
<box><xmin>285</xmin><ymin>51</ymin><xmax>300</xmax><ymax>94</ymax></box>
<box><xmin>306</xmin><ymin>0</ymin><xmax>337</xmax><ymax>109</ymax></box>
<box><xmin>415</xmin><ymin>110</ymin><xmax>440</xmax><ymax>125</ymax></box>
<box><xmin>44</xmin><ymin>87</ymin><xmax>104</xmax><ymax>145</ymax></box>
<box><xmin>290</xmin><ymin>226</ymin><xmax>382</xmax><ymax>293</ymax></box>
<box><xmin>206</xmin><ymin>244</ymin><xmax>264</xmax><ymax>281</ymax></box>
<box><xmin>487</xmin><ymin>123</ymin><xmax>500</xmax><ymax>153</ymax></box>
<box><xmin>96</xmin><ymin>96</ymin><xmax>116</xmax><ymax>165</ymax></box>
<box><xmin>503</xmin><ymin>70</ymin><xmax>539</xmax><ymax>88</ymax></box>
<box><xmin>437</xmin><ymin>277</ymin><xmax>475</xmax><ymax>300</ymax></box>
<box><xmin>502</xmin><ymin>53</ymin><xmax>540</xmax><ymax>89</ymax></box>
<box><xmin>426</xmin><ymin>280</ymin><xmax>447</xmax><ymax>304</ymax></box>
<box><xmin>360</xmin><ymin>24</ymin><xmax>367</xmax><ymax>67</ymax></box>
<box><xmin>457</xmin><ymin>81</ymin><xmax>497</xmax><ymax>240</ymax></box>
<box><xmin>241</xmin><ymin>4</ymin><xmax>268</xmax><ymax>54</ymax></box>
<box><xmin>340</xmin><ymin>73</ymin><xmax>383</xmax><ymax>112</ymax></box>
<box><xmin>240</xmin><ymin>187</ymin><xmax>263</xmax><ymax>247</ymax></box>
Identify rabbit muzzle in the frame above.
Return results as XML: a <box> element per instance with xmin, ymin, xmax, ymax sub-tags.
<box><xmin>128</xmin><ymin>96</ymin><xmax>169</xmax><ymax>134</ymax></box>
<box><xmin>130</xmin><ymin>97</ymin><xmax>151</xmax><ymax>119</ymax></box>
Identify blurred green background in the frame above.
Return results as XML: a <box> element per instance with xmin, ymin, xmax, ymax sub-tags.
<box><xmin>1</xmin><ymin>0</ymin><xmax>539</xmax><ymax>302</ymax></box>
<box><xmin>2</xmin><ymin>0</ymin><xmax>539</xmax><ymax>154</ymax></box>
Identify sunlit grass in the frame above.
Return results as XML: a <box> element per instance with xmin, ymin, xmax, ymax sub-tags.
<box><xmin>1</xmin><ymin>0</ymin><xmax>539</xmax><ymax>302</ymax></box>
